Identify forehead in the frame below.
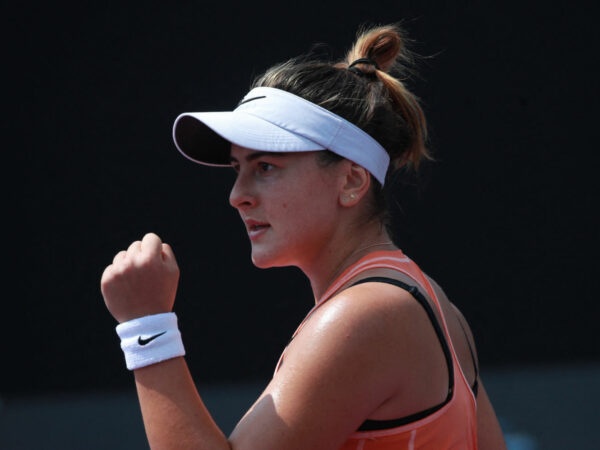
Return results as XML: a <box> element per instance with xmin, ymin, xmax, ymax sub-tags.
<box><xmin>229</xmin><ymin>145</ymin><xmax>265</xmax><ymax>160</ymax></box>
<box><xmin>229</xmin><ymin>145</ymin><xmax>316</xmax><ymax>163</ymax></box>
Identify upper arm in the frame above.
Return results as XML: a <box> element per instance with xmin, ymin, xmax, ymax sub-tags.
<box><xmin>446</xmin><ymin>295</ymin><xmax>506</xmax><ymax>449</ymax></box>
<box><xmin>449</xmin><ymin>303</ymin><xmax>507</xmax><ymax>449</ymax></box>
<box><xmin>450</xmin><ymin>303</ymin><xmax>479</xmax><ymax>365</ymax></box>
<box><xmin>476</xmin><ymin>381</ymin><xmax>508</xmax><ymax>450</ymax></box>
<box><xmin>229</xmin><ymin>285</ymin><xmax>418</xmax><ymax>450</ymax></box>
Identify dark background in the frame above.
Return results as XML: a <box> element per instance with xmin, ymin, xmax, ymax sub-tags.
<box><xmin>5</xmin><ymin>1</ymin><xmax>598</xmax><ymax>399</ymax></box>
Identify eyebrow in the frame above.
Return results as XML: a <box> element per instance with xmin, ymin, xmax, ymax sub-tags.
<box><xmin>229</xmin><ymin>151</ymin><xmax>289</xmax><ymax>164</ymax></box>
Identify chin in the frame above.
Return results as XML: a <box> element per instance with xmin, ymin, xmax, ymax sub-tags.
<box><xmin>250</xmin><ymin>248</ymin><xmax>293</xmax><ymax>270</ymax></box>
<box><xmin>251</xmin><ymin>257</ymin><xmax>272</xmax><ymax>269</ymax></box>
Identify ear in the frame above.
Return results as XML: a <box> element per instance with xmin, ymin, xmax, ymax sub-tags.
<box><xmin>338</xmin><ymin>162</ymin><xmax>371</xmax><ymax>207</ymax></box>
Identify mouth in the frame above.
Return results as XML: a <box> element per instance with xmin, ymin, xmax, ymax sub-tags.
<box><xmin>245</xmin><ymin>219</ymin><xmax>270</xmax><ymax>240</ymax></box>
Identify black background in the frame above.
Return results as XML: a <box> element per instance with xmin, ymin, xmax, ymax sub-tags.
<box><xmin>6</xmin><ymin>1</ymin><xmax>598</xmax><ymax>397</ymax></box>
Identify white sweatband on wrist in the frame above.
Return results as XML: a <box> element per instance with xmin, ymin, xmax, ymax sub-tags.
<box><xmin>115</xmin><ymin>312</ymin><xmax>185</xmax><ymax>370</ymax></box>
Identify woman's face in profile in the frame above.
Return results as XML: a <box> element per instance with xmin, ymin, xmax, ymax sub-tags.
<box><xmin>228</xmin><ymin>145</ymin><xmax>346</xmax><ymax>270</ymax></box>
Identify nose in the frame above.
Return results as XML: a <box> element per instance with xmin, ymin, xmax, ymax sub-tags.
<box><xmin>229</xmin><ymin>171</ymin><xmax>256</xmax><ymax>210</ymax></box>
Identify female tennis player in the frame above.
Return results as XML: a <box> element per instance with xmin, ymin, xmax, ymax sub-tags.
<box><xmin>101</xmin><ymin>23</ymin><xmax>507</xmax><ymax>449</ymax></box>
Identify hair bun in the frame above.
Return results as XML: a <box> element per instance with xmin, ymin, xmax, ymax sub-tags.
<box><xmin>345</xmin><ymin>25</ymin><xmax>406</xmax><ymax>74</ymax></box>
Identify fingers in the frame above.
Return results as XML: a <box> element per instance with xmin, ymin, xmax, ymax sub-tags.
<box><xmin>160</xmin><ymin>242</ymin><xmax>177</xmax><ymax>264</ymax></box>
<box><xmin>100</xmin><ymin>232</ymin><xmax>180</xmax><ymax>322</ymax></box>
<box><xmin>140</xmin><ymin>233</ymin><xmax>177</xmax><ymax>265</ymax></box>
<box><xmin>141</xmin><ymin>232</ymin><xmax>163</xmax><ymax>255</ymax></box>
<box><xmin>122</xmin><ymin>233</ymin><xmax>163</xmax><ymax>259</ymax></box>
<box><xmin>125</xmin><ymin>233</ymin><xmax>160</xmax><ymax>253</ymax></box>
<box><xmin>107</xmin><ymin>233</ymin><xmax>170</xmax><ymax>269</ymax></box>
<box><xmin>127</xmin><ymin>240</ymin><xmax>142</xmax><ymax>253</ymax></box>
<box><xmin>112</xmin><ymin>250</ymin><xmax>127</xmax><ymax>265</ymax></box>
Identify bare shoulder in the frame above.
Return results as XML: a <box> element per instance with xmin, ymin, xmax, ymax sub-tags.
<box><xmin>231</xmin><ymin>282</ymin><xmax>423</xmax><ymax>449</ymax></box>
<box><xmin>296</xmin><ymin>280</ymin><xmax>433</xmax><ymax>353</ymax></box>
<box><xmin>322</xmin><ymin>279</ymin><xmax>424</xmax><ymax>321</ymax></box>
<box><xmin>278</xmin><ymin>279</ymin><xmax>449</xmax><ymax>406</ymax></box>
<box><xmin>231</xmin><ymin>278</ymin><xmax>460</xmax><ymax>449</ymax></box>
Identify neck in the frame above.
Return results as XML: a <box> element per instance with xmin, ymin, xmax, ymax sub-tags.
<box><xmin>303</xmin><ymin>225</ymin><xmax>396</xmax><ymax>301</ymax></box>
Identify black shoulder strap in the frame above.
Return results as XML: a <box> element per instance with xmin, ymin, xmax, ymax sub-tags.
<box><xmin>351</xmin><ymin>276</ymin><xmax>455</xmax><ymax>431</ymax></box>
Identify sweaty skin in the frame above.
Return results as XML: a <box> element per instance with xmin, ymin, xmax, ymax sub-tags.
<box><xmin>101</xmin><ymin>148</ymin><xmax>506</xmax><ymax>449</ymax></box>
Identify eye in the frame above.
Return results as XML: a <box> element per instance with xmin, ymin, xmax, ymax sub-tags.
<box><xmin>257</xmin><ymin>162</ymin><xmax>274</xmax><ymax>173</ymax></box>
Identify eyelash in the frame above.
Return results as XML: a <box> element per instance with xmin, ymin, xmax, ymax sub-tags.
<box><xmin>230</xmin><ymin>161</ymin><xmax>276</xmax><ymax>175</ymax></box>
<box><xmin>257</xmin><ymin>162</ymin><xmax>274</xmax><ymax>172</ymax></box>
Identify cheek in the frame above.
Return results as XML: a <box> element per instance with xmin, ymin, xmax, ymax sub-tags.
<box><xmin>268</xmin><ymin>172</ymin><xmax>339</xmax><ymax>222</ymax></box>
<box><xmin>273</xmin><ymin>187</ymin><xmax>306</xmax><ymax>210</ymax></box>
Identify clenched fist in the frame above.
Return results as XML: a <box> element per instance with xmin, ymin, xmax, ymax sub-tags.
<box><xmin>101</xmin><ymin>232</ymin><xmax>180</xmax><ymax>323</ymax></box>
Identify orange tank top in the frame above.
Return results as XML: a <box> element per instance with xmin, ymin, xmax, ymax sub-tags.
<box><xmin>279</xmin><ymin>250</ymin><xmax>478</xmax><ymax>450</ymax></box>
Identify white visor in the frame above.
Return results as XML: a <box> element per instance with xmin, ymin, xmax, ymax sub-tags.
<box><xmin>172</xmin><ymin>87</ymin><xmax>390</xmax><ymax>185</ymax></box>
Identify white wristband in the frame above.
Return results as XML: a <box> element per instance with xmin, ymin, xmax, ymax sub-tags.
<box><xmin>115</xmin><ymin>312</ymin><xmax>185</xmax><ymax>370</ymax></box>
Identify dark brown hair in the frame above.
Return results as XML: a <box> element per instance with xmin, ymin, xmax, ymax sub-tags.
<box><xmin>252</xmin><ymin>23</ymin><xmax>431</xmax><ymax>226</ymax></box>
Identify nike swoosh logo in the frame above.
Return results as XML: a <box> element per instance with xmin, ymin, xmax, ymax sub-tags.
<box><xmin>237</xmin><ymin>95</ymin><xmax>266</xmax><ymax>106</ymax></box>
<box><xmin>138</xmin><ymin>331</ymin><xmax>167</xmax><ymax>346</ymax></box>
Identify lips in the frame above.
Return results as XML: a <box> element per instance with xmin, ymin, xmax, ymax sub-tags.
<box><xmin>244</xmin><ymin>219</ymin><xmax>270</xmax><ymax>240</ymax></box>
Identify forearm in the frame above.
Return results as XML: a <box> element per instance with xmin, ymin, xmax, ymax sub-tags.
<box><xmin>134</xmin><ymin>356</ymin><xmax>231</xmax><ymax>450</ymax></box>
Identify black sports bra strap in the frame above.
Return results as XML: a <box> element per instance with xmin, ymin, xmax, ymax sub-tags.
<box><xmin>350</xmin><ymin>276</ymin><xmax>455</xmax><ymax>431</ymax></box>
